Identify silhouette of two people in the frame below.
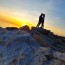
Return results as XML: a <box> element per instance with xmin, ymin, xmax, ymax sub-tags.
<box><xmin>37</xmin><ymin>13</ymin><xmax>45</xmax><ymax>28</ymax></box>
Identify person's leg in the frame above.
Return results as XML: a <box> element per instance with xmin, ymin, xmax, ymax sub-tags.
<box><xmin>37</xmin><ymin>21</ymin><xmax>41</xmax><ymax>27</ymax></box>
<box><xmin>41</xmin><ymin>21</ymin><xmax>44</xmax><ymax>28</ymax></box>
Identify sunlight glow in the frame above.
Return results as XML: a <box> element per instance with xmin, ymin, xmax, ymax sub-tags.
<box><xmin>0</xmin><ymin>9</ymin><xmax>65</xmax><ymax>36</ymax></box>
<box><xmin>0</xmin><ymin>10</ymin><xmax>33</xmax><ymax>28</ymax></box>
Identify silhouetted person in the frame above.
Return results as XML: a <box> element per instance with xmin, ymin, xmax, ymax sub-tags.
<box><xmin>37</xmin><ymin>13</ymin><xmax>45</xmax><ymax>28</ymax></box>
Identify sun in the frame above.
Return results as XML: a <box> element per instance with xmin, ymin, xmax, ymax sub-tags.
<box><xmin>22</xmin><ymin>23</ymin><xmax>27</xmax><ymax>26</ymax></box>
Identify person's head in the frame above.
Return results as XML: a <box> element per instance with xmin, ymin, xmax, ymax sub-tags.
<box><xmin>41</xmin><ymin>13</ymin><xmax>45</xmax><ymax>17</ymax></box>
<box><xmin>41</xmin><ymin>13</ymin><xmax>44</xmax><ymax>16</ymax></box>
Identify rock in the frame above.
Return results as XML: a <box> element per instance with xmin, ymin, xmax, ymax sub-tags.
<box><xmin>53</xmin><ymin>51</ymin><xmax>65</xmax><ymax>61</ymax></box>
<box><xmin>33</xmin><ymin>34</ymin><xmax>51</xmax><ymax>47</ymax></box>
<box><xmin>35</xmin><ymin>48</ymin><xmax>47</xmax><ymax>65</ymax></box>
<box><xmin>19</xmin><ymin>25</ymin><xmax>30</xmax><ymax>32</ymax></box>
<box><xmin>31</xmin><ymin>27</ymin><xmax>53</xmax><ymax>36</ymax></box>
<box><xmin>0</xmin><ymin>30</ymin><xmax>43</xmax><ymax>65</ymax></box>
<box><xmin>0</xmin><ymin>39</ymin><xmax>5</xmax><ymax>46</ymax></box>
<box><xmin>0</xmin><ymin>27</ymin><xmax>65</xmax><ymax>65</ymax></box>
<box><xmin>6</xmin><ymin>27</ymin><xmax>18</xmax><ymax>31</ymax></box>
<box><xmin>44</xmin><ymin>59</ymin><xmax>65</xmax><ymax>65</ymax></box>
<box><xmin>0</xmin><ymin>27</ymin><xmax>7</xmax><ymax>34</ymax></box>
<box><xmin>32</xmin><ymin>33</ymin><xmax>56</xmax><ymax>49</ymax></box>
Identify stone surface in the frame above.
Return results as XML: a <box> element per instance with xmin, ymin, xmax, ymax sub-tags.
<box><xmin>19</xmin><ymin>25</ymin><xmax>30</xmax><ymax>32</ymax></box>
<box><xmin>0</xmin><ymin>28</ymin><xmax>65</xmax><ymax>65</ymax></box>
<box><xmin>33</xmin><ymin>34</ymin><xmax>52</xmax><ymax>47</ymax></box>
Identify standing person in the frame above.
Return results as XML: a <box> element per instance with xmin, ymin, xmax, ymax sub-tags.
<box><xmin>37</xmin><ymin>13</ymin><xmax>45</xmax><ymax>28</ymax></box>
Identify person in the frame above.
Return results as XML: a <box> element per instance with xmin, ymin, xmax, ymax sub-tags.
<box><xmin>37</xmin><ymin>13</ymin><xmax>45</xmax><ymax>28</ymax></box>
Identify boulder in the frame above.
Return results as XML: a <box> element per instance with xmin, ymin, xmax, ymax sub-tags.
<box><xmin>31</xmin><ymin>27</ymin><xmax>53</xmax><ymax>36</ymax></box>
<box><xmin>19</xmin><ymin>25</ymin><xmax>30</xmax><ymax>32</ymax></box>
<box><xmin>53</xmin><ymin>51</ymin><xmax>65</xmax><ymax>61</ymax></box>
<box><xmin>33</xmin><ymin>34</ymin><xmax>51</xmax><ymax>47</ymax></box>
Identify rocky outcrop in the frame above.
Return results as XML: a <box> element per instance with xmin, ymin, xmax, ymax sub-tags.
<box><xmin>6</xmin><ymin>27</ymin><xmax>18</xmax><ymax>31</ymax></box>
<box><xmin>31</xmin><ymin>27</ymin><xmax>54</xmax><ymax>37</ymax></box>
<box><xmin>0</xmin><ymin>29</ymin><xmax>41</xmax><ymax>65</ymax></box>
<box><xmin>19</xmin><ymin>25</ymin><xmax>30</xmax><ymax>32</ymax></box>
<box><xmin>0</xmin><ymin>27</ymin><xmax>65</xmax><ymax>65</ymax></box>
<box><xmin>33</xmin><ymin>34</ymin><xmax>52</xmax><ymax>47</ymax></box>
<box><xmin>53</xmin><ymin>52</ymin><xmax>65</xmax><ymax>61</ymax></box>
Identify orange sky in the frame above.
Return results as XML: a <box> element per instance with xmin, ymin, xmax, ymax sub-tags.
<box><xmin>44</xmin><ymin>24</ymin><xmax>65</xmax><ymax>37</ymax></box>
<box><xmin>0</xmin><ymin>11</ymin><xmax>34</xmax><ymax>28</ymax></box>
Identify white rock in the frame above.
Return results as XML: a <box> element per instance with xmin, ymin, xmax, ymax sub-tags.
<box><xmin>53</xmin><ymin>51</ymin><xmax>65</xmax><ymax>61</ymax></box>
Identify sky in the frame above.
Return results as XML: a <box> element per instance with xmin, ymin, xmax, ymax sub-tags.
<box><xmin>0</xmin><ymin>0</ymin><xmax>65</xmax><ymax>36</ymax></box>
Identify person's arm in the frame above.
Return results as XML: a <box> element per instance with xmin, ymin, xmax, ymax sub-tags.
<box><xmin>39</xmin><ymin>16</ymin><xmax>41</xmax><ymax>21</ymax></box>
